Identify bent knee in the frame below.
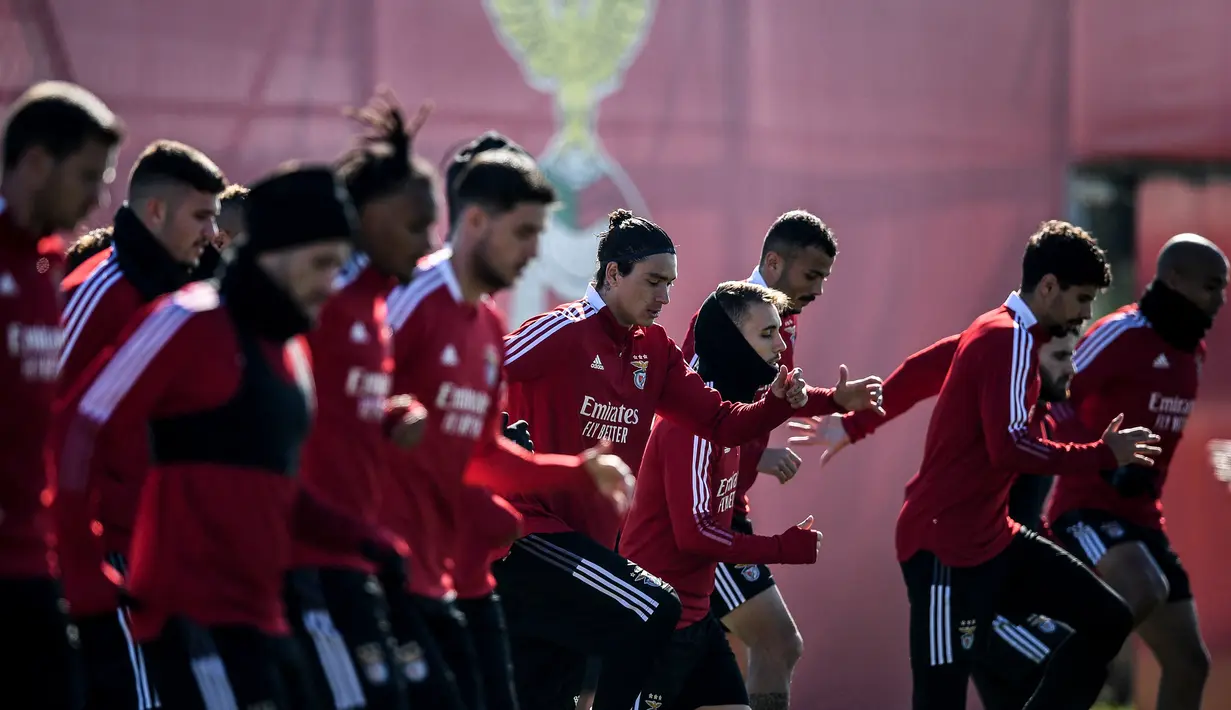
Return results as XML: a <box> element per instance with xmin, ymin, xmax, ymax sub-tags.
<box><xmin>747</xmin><ymin>629</ymin><xmax>805</xmax><ymax>670</ymax></box>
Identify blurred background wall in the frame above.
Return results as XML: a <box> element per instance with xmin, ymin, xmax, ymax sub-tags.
<box><xmin>2</xmin><ymin>1</ymin><xmax>1228</xmax><ymax>706</ymax></box>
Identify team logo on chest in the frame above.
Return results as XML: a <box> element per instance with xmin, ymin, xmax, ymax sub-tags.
<box><xmin>631</xmin><ymin>354</ymin><xmax>649</xmax><ymax>390</ymax></box>
<box><xmin>485</xmin><ymin>344</ymin><xmax>500</xmax><ymax>388</ymax></box>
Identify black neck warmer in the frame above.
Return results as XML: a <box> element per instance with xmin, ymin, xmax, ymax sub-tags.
<box><xmin>111</xmin><ymin>206</ymin><xmax>193</xmax><ymax>300</ymax></box>
<box><xmin>220</xmin><ymin>255</ymin><xmax>311</xmax><ymax>342</ymax></box>
<box><xmin>693</xmin><ymin>294</ymin><xmax>780</xmax><ymax>404</ymax></box>
<box><xmin>1139</xmin><ymin>279</ymin><xmax>1211</xmax><ymax>353</ymax></box>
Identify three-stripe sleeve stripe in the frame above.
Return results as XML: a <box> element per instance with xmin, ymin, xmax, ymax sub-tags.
<box><xmin>59</xmin><ymin>259</ymin><xmax>121</xmax><ymax>373</ymax></box>
<box><xmin>385</xmin><ymin>270</ymin><xmax>446</xmax><ymax>332</ymax></box>
<box><xmin>78</xmin><ymin>304</ymin><xmax>194</xmax><ymax>423</ymax></box>
<box><xmin>503</xmin><ymin>302</ymin><xmax>597</xmax><ymax>365</ymax></box>
<box><xmin>929</xmin><ymin>560</ymin><xmax>953</xmax><ymax>666</ymax></box>
<box><xmin>515</xmin><ymin>535</ymin><xmax>660</xmax><ymax>622</ymax></box>
<box><xmin>1008</xmin><ymin>314</ymin><xmax>1052</xmax><ymax>460</ymax></box>
<box><xmin>992</xmin><ymin>615</ymin><xmax>1049</xmax><ymax>664</ymax></box>
<box><xmin>691</xmin><ymin>431</ymin><xmax>733</xmax><ymax>545</ymax></box>
<box><xmin>1072</xmin><ymin>313</ymin><xmax>1147</xmax><ymax>373</ymax></box>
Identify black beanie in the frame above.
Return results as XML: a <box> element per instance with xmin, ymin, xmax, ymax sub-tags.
<box><xmin>240</xmin><ymin>164</ymin><xmax>358</xmax><ymax>257</ymax></box>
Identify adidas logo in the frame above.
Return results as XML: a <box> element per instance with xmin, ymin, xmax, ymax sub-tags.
<box><xmin>349</xmin><ymin>321</ymin><xmax>369</xmax><ymax>344</ymax></box>
<box><xmin>591</xmin><ymin>355</ymin><xmax>604</xmax><ymax>371</ymax></box>
<box><xmin>1153</xmin><ymin>353</ymin><xmax>1169</xmax><ymax>369</ymax></box>
<box><xmin>441</xmin><ymin>344</ymin><xmax>459</xmax><ymax>367</ymax></box>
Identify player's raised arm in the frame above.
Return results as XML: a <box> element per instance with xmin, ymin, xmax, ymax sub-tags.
<box><xmin>842</xmin><ymin>333</ymin><xmax>961</xmax><ymax>442</ymax></box>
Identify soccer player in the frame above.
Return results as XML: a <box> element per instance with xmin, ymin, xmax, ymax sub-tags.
<box><xmin>383</xmin><ymin>149</ymin><xmax>634</xmax><ymax>710</ymax></box>
<box><xmin>0</xmin><ymin>79</ymin><xmax>123</xmax><ymax>710</ymax></box>
<box><xmin>495</xmin><ymin>209</ymin><xmax>881</xmax><ymax>710</ymax></box>
<box><xmin>1045</xmin><ymin>233</ymin><xmax>1228</xmax><ymax>710</ymax></box>
<box><xmin>55</xmin><ymin>138</ymin><xmax>226</xmax><ymax>710</ymax></box>
<box><xmin>55</xmin><ymin>165</ymin><xmax>409</xmax><ymax>709</ymax></box>
<box><xmin>895</xmin><ymin>220</ymin><xmax>1159</xmax><ymax>709</ymax></box>
<box><xmin>621</xmin><ymin>281</ymin><xmax>824</xmax><ymax>710</ymax></box>
<box><xmin>801</xmin><ymin>329</ymin><xmax>1083</xmax><ymax>710</ymax></box>
<box><xmin>289</xmin><ymin>93</ymin><xmax>437</xmax><ymax>710</ymax></box>
<box><xmin>678</xmin><ymin>209</ymin><xmax>841</xmax><ymax>710</ymax></box>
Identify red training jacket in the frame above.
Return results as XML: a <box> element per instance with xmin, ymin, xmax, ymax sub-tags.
<box><xmin>0</xmin><ymin>201</ymin><xmax>62</xmax><ymax>578</ymax></box>
<box><xmin>503</xmin><ymin>285</ymin><xmax>833</xmax><ymax>548</ymax></box>
<box><xmin>1046</xmin><ymin>305</ymin><xmax>1203</xmax><ymax>531</ymax></box>
<box><xmin>620</xmin><ymin>415</ymin><xmax>818</xmax><ymax>626</ymax></box>
<box><xmin>895</xmin><ymin>293</ymin><xmax>1118</xmax><ymax>567</ymax></box>
<box><xmin>383</xmin><ymin>252</ymin><xmax>590</xmax><ymax>600</ymax></box>
<box><xmin>842</xmin><ymin>334</ymin><xmax>961</xmax><ymax>443</ymax></box>
<box><xmin>294</xmin><ymin>257</ymin><xmax>411</xmax><ymax>574</ymax></box>
<box><xmin>54</xmin><ymin>284</ymin><xmax>378</xmax><ymax>639</ymax></box>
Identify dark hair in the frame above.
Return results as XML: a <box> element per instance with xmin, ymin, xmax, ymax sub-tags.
<box><xmin>65</xmin><ymin>225</ymin><xmax>114</xmax><ymax>272</ymax></box>
<box><xmin>128</xmin><ymin>140</ymin><xmax>226</xmax><ymax>196</ymax></box>
<box><xmin>760</xmin><ymin>209</ymin><xmax>837</xmax><ymax>263</ymax></box>
<box><xmin>335</xmin><ymin>105</ymin><xmax>435</xmax><ymax>210</ymax></box>
<box><xmin>2</xmin><ymin>81</ymin><xmax>124</xmax><ymax>170</ymax></box>
<box><xmin>1021</xmin><ymin>220</ymin><xmax>1112</xmax><ymax>292</ymax></box>
<box><xmin>452</xmin><ymin>149</ymin><xmax>555</xmax><ymax>221</ymax></box>
<box><xmin>219</xmin><ymin>183</ymin><xmax>249</xmax><ymax>212</ymax></box>
<box><xmin>445</xmin><ymin>131</ymin><xmax>532</xmax><ymax>225</ymax></box>
<box><xmin>592</xmin><ymin>209</ymin><xmax>676</xmax><ymax>288</ymax></box>
<box><xmin>713</xmin><ymin>280</ymin><xmax>791</xmax><ymax>325</ymax></box>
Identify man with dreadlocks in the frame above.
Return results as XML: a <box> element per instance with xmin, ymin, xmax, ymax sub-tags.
<box><xmin>286</xmin><ymin>89</ymin><xmax>438</xmax><ymax>710</ymax></box>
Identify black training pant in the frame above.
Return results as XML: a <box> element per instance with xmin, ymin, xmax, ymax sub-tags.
<box><xmin>386</xmin><ymin>591</ymin><xmax>481</xmax><ymax>710</ymax></box>
<box><xmin>146</xmin><ymin>617</ymin><xmax>320</xmax><ymax>710</ymax></box>
<box><xmin>457</xmin><ymin>593</ymin><xmax>520</xmax><ymax>710</ymax></box>
<box><xmin>901</xmin><ymin>529</ymin><xmax>1132</xmax><ymax>710</ymax></box>
<box><xmin>317</xmin><ymin>567</ymin><xmax>409</xmax><ymax>709</ymax></box>
<box><xmin>0</xmin><ymin>576</ymin><xmax>85</xmax><ymax>709</ymax></box>
<box><xmin>493</xmin><ymin>532</ymin><xmax>682</xmax><ymax>710</ymax></box>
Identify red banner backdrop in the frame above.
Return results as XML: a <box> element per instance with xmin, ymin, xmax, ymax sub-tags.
<box><xmin>1070</xmin><ymin>0</ymin><xmax>1231</xmax><ymax>162</ymax></box>
<box><xmin>1133</xmin><ymin>178</ymin><xmax>1231</xmax><ymax>709</ymax></box>
<box><xmin>0</xmin><ymin>1</ymin><xmax>1109</xmax><ymax>706</ymax></box>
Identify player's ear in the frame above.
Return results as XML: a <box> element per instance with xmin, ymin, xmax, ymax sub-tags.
<box><xmin>604</xmin><ymin>260</ymin><xmax>620</xmax><ymax>289</ymax></box>
<box><xmin>462</xmin><ymin>203</ymin><xmax>487</xmax><ymax>234</ymax></box>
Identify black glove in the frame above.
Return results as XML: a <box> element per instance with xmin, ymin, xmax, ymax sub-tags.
<box><xmin>360</xmin><ymin>536</ymin><xmax>409</xmax><ymax>598</ymax></box>
<box><xmin>1100</xmin><ymin>464</ymin><xmax>1160</xmax><ymax>498</ymax></box>
<box><xmin>502</xmin><ymin>412</ymin><xmax>534</xmax><ymax>452</ymax></box>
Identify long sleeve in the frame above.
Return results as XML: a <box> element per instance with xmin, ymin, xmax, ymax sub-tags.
<box><xmin>662</xmin><ymin>430</ymin><xmax>814</xmax><ymax>565</ymax></box>
<box><xmin>795</xmin><ymin>386</ymin><xmax>841</xmax><ymax>417</ymax></box>
<box><xmin>978</xmin><ymin>328</ymin><xmax>1117</xmax><ymax>475</ymax></box>
<box><xmin>843</xmin><ymin>333</ymin><xmax>960</xmax><ymax>442</ymax></box>
<box><xmin>657</xmin><ymin>341</ymin><xmax>795</xmax><ymax>447</ymax></box>
<box><xmin>53</xmin><ymin>300</ymin><xmax>196</xmax><ymax>604</ymax></box>
<box><xmin>463</xmin><ymin>390</ymin><xmax>592</xmax><ymax>496</ymax></box>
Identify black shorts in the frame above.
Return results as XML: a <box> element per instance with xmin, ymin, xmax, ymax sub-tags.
<box><xmin>971</xmin><ymin>613</ymin><xmax>1073</xmax><ymax>710</ymax></box>
<box><xmin>900</xmin><ymin>529</ymin><xmax>1132</xmax><ymax>709</ymax></box>
<box><xmin>456</xmin><ymin>593</ymin><xmax>519</xmax><ymax>710</ymax></box>
<box><xmin>0</xmin><ymin>576</ymin><xmax>85</xmax><ymax>710</ymax></box>
<box><xmin>638</xmin><ymin>613</ymin><xmax>748</xmax><ymax>710</ymax></box>
<box><xmin>317</xmin><ymin>566</ymin><xmax>407</xmax><ymax>710</ymax></box>
<box><xmin>145</xmin><ymin>616</ymin><xmax>320</xmax><ymax>710</ymax></box>
<box><xmin>386</xmin><ymin>591</ymin><xmax>480</xmax><ymax>710</ymax></box>
<box><xmin>493</xmin><ymin>531</ymin><xmax>681</xmax><ymax>710</ymax></box>
<box><xmin>285</xmin><ymin>568</ymin><xmax>368</xmax><ymax>710</ymax></box>
<box><xmin>76</xmin><ymin>607</ymin><xmax>158</xmax><ymax>709</ymax></box>
<box><xmin>1050</xmin><ymin>509</ymin><xmax>1192</xmax><ymax>602</ymax></box>
<box><xmin>709</xmin><ymin>513</ymin><xmax>776</xmax><ymax>620</ymax></box>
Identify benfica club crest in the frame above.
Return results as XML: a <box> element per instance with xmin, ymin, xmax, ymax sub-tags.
<box><xmin>484</xmin><ymin>344</ymin><xmax>500</xmax><ymax>388</ymax></box>
<box><xmin>631</xmin><ymin>355</ymin><xmax>649</xmax><ymax>390</ymax></box>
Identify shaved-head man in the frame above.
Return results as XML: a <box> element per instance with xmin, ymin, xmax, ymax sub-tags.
<box><xmin>1047</xmin><ymin>233</ymin><xmax>1227</xmax><ymax>710</ymax></box>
